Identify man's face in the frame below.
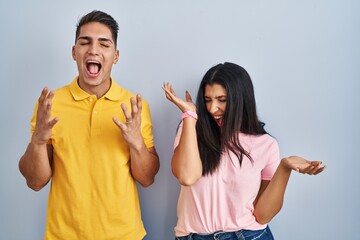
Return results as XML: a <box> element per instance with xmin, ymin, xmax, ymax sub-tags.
<box><xmin>72</xmin><ymin>22</ymin><xmax>119</xmax><ymax>96</ymax></box>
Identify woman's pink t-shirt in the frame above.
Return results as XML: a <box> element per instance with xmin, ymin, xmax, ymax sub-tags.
<box><xmin>173</xmin><ymin>124</ymin><xmax>280</xmax><ymax>236</ymax></box>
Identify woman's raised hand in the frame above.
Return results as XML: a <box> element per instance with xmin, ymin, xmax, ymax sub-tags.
<box><xmin>162</xmin><ymin>82</ymin><xmax>196</xmax><ymax>113</ymax></box>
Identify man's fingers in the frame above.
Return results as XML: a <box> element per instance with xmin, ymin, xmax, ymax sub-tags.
<box><xmin>36</xmin><ymin>87</ymin><xmax>56</xmax><ymax>125</ymax></box>
<box><xmin>136</xmin><ymin>94</ymin><xmax>142</xmax><ymax>110</ymax></box>
<box><xmin>113</xmin><ymin>117</ymin><xmax>126</xmax><ymax>132</ymax></box>
<box><xmin>38</xmin><ymin>88</ymin><xmax>55</xmax><ymax>112</ymax></box>
<box><xmin>48</xmin><ymin>117</ymin><xmax>59</xmax><ymax>128</ymax></box>
<box><xmin>121</xmin><ymin>103</ymin><xmax>132</xmax><ymax>122</ymax></box>
<box><xmin>130</xmin><ymin>97</ymin><xmax>138</xmax><ymax>115</ymax></box>
<box><xmin>38</xmin><ymin>87</ymin><xmax>49</xmax><ymax>103</ymax></box>
<box><xmin>39</xmin><ymin>87</ymin><xmax>55</xmax><ymax>103</ymax></box>
<box><xmin>131</xmin><ymin>95</ymin><xmax>142</xmax><ymax>113</ymax></box>
<box><xmin>47</xmin><ymin>90</ymin><xmax>55</xmax><ymax>101</ymax></box>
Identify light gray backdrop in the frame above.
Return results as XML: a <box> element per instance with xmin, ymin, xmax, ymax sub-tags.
<box><xmin>1</xmin><ymin>0</ymin><xmax>359</xmax><ymax>239</ymax></box>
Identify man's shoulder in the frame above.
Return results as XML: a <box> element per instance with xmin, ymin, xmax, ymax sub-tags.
<box><xmin>110</xmin><ymin>80</ymin><xmax>149</xmax><ymax>105</ymax></box>
<box><xmin>52</xmin><ymin>84</ymin><xmax>72</xmax><ymax>97</ymax></box>
<box><xmin>111</xmin><ymin>80</ymin><xmax>132</xmax><ymax>94</ymax></box>
<box><xmin>52</xmin><ymin>77</ymin><xmax>77</xmax><ymax>93</ymax></box>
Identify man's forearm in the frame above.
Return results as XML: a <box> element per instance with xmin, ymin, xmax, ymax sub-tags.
<box><xmin>19</xmin><ymin>142</ymin><xmax>52</xmax><ymax>191</ymax></box>
<box><xmin>129</xmin><ymin>144</ymin><xmax>159</xmax><ymax>187</ymax></box>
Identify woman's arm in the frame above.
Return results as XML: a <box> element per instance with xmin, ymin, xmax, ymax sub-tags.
<box><xmin>172</xmin><ymin>119</ymin><xmax>202</xmax><ymax>186</ymax></box>
<box><xmin>253</xmin><ymin>156</ymin><xmax>326</xmax><ymax>224</ymax></box>
<box><xmin>162</xmin><ymin>83</ymin><xmax>202</xmax><ymax>186</ymax></box>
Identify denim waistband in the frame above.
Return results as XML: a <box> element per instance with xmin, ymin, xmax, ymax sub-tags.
<box><xmin>175</xmin><ymin>225</ymin><xmax>274</xmax><ymax>240</ymax></box>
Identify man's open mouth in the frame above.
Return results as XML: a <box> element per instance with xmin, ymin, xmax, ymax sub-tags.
<box><xmin>86</xmin><ymin>61</ymin><xmax>102</xmax><ymax>75</ymax></box>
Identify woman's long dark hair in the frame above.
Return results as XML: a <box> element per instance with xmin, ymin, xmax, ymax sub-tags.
<box><xmin>196</xmin><ymin>62</ymin><xmax>267</xmax><ymax>175</ymax></box>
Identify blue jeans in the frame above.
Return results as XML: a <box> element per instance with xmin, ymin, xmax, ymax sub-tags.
<box><xmin>175</xmin><ymin>225</ymin><xmax>274</xmax><ymax>240</ymax></box>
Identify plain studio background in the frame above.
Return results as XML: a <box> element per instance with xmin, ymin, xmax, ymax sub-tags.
<box><xmin>0</xmin><ymin>1</ymin><xmax>359</xmax><ymax>239</ymax></box>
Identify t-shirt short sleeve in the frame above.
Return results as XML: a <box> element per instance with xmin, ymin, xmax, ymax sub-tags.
<box><xmin>140</xmin><ymin>101</ymin><xmax>155</xmax><ymax>149</ymax></box>
<box><xmin>261</xmin><ymin>139</ymin><xmax>280</xmax><ymax>180</ymax></box>
<box><xmin>173</xmin><ymin>121</ymin><xmax>183</xmax><ymax>150</ymax></box>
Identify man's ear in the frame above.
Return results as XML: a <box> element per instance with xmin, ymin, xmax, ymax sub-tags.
<box><xmin>114</xmin><ymin>49</ymin><xmax>120</xmax><ymax>64</ymax></box>
<box><xmin>72</xmin><ymin>46</ymin><xmax>76</xmax><ymax>60</ymax></box>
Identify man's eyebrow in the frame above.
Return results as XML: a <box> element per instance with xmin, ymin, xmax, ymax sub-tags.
<box><xmin>77</xmin><ymin>36</ymin><xmax>91</xmax><ymax>41</ymax></box>
<box><xmin>77</xmin><ymin>36</ymin><xmax>113</xmax><ymax>44</ymax></box>
<box><xmin>98</xmin><ymin>37</ymin><xmax>113</xmax><ymax>44</ymax></box>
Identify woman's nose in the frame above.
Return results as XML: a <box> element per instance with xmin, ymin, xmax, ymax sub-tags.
<box><xmin>209</xmin><ymin>102</ymin><xmax>219</xmax><ymax>113</ymax></box>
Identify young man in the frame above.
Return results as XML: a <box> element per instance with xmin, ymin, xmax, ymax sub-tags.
<box><xmin>19</xmin><ymin>10</ymin><xmax>160</xmax><ymax>240</ymax></box>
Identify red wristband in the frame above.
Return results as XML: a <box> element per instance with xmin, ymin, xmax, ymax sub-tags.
<box><xmin>181</xmin><ymin>110</ymin><xmax>198</xmax><ymax>120</ymax></box>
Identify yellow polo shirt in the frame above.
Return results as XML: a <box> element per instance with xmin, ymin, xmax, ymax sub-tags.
<box><xmin>30</xmin><ymin>78</ymin><xmax>154</xmax><ymax>240</ymax></box>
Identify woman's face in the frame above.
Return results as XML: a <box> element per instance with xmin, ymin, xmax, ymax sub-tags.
<box><xmin>204</xmin><ymin>83</ymin><xmax>227</xmax><ymax>126</ymax></box>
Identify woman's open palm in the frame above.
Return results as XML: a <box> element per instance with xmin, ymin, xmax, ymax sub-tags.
<box><xmin>162</xmin><ymin>82</ymin><xmax>196</xmax><ymax>113</ymax></box>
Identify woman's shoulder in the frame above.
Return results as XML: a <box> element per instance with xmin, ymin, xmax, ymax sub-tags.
<box><xmin>239</xmin><ymin>132</ymin><xmax>278</xmax><ymax>146</ymax></box>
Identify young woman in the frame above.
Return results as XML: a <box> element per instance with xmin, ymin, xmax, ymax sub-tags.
<box><xmin>163</xmin><ymin>62</ymin><xmax>326</xmax><ymax>240</ymax></box>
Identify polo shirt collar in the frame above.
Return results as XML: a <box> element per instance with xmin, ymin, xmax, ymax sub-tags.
<box><xmin>69</xmin><ymin>77</ymin><xmax>122</xmax><ymax>101</ymax></box>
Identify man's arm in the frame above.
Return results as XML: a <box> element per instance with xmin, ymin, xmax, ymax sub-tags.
<box><xmin>19</xmin><ymin>87</ymin><xmax>58</xmax><ymax>191</ymax></box>
<box><xmin>113</xmin><ymin>94</ymin><xmax>159</xmax><ymax>187</ymax></box>
<box><xmin>129</xmin><ymin>145</ymin><xmax>159</xmax><ymax>187</ymax></box>
<box><xmin>19</xmin><ymin>143</ymin><xmax>53</xmax><ymax>191</ymax></box>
